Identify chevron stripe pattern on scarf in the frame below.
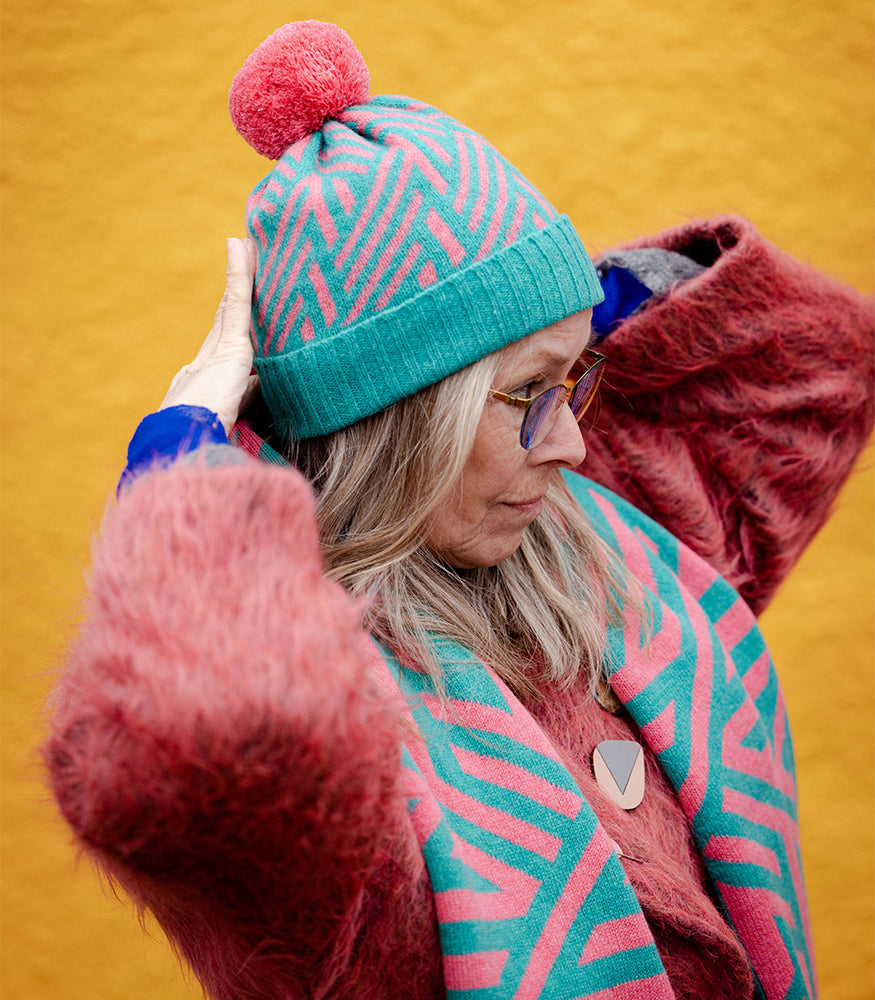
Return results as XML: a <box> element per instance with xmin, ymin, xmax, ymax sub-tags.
<box><xmin>362</xmin><ymin>473</ymin><xmax>815</xmax><ymax>999</ymax></box>
<box><xmin>569</xmin><ymin>474</ymin><xmax>816</xmax><ymax>999</ymax></box>
<box><xmin>370</xmin><ymin>641</ymin><xmax>676</xmax><ymax>999</ymax></box>
<box><xmin>230</xmin><ymin>419</ymin><xmax>814</xmax><ymax>997</ymax></box>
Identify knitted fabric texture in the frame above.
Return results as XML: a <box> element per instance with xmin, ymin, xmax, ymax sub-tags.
<box><xmin>372</xmin><ymin>472</ymin><xmax>815</xmax><ymax>999</ymax></box>
<box><xmin>229</xmin><ymin>21</ymin><xmax>604</xmax><ymax>440</ymax></box>
<box><xmin>45</xmin><ymin>459</ymin><xmax>811</xmax><ymax>999</ymax></box>
<box><xmin>47</xmin><ymin>216</ymin><xmax>872</xmax><ymax>997</ymax></box>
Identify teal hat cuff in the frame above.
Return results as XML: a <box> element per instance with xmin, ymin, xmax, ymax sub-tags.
<box><xmin>255</xmin><ymin>215</ymin><xmax>604</xmax><ymax>441</ymax></box>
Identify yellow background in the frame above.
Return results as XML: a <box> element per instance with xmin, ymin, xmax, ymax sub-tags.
<box><xmin>2</xmin><ymin>1</ymin><xmax>872</xmax><ymax>997</ymax></box>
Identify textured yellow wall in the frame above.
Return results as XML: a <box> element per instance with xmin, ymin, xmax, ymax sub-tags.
<box><xmin>2</xmin><ymin>1</ymin><xmax>872</xmax><ymax>998</ymax></box>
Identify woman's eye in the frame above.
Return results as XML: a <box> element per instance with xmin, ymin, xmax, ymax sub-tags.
<box><xmin>515</xmin><ymin>381</ymin><xmax>542</xmax><ymax>398</ymax></box>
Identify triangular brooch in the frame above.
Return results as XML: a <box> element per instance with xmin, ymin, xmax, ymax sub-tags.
<box><xmin>592</xmin><ymin>739</ymin><xmax>645</xmax><ymax>810</ymax></box>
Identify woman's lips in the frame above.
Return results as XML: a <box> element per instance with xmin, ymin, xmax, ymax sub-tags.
<box><xmin>504</xmin><ymin>496</ymin><xmax>543</xmax><ymax>515</ymax></box>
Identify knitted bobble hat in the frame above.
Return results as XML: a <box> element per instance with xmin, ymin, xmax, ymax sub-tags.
<box><xmin>230</xmin><ymin>21</ymin><xmax>604</xmax><ymax>441</ymax></box>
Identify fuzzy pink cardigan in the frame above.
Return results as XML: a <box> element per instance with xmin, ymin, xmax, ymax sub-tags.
<box><xmin>581</xmin><ymin>216</ymin><xmax>874</xmax><ymax>614</ymax></box>
<box><xmin>46</xmin><ymin>217</ymin><xmax>873</xmax><ymax>998</ymax></box>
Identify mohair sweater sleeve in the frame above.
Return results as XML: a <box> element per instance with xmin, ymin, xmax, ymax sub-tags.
<box><xmin>581</xmin><ymin>215</ymin><xmax>875</xmax><ymax>614</ymax></box>
<box><xmin>45</xmin><ymin>458</ymin><xmax>434</xmax><ymax>1000</ymax></box>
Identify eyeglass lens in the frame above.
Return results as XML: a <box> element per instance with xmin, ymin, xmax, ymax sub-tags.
<box><xmin>521</xmin><ymin>365</ymin><xmax>603</xmax><ymax>449</ymax></box>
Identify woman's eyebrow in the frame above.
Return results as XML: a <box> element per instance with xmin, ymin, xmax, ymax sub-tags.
<box><xmin>531</xmin><ymin>350</ymin><xmax>579</xmax><ymax>371</ymax></box>
<box><xmin>501</xmin><ymin>345</ymin><xmax>584</xmax><ymax>382</ymax></box>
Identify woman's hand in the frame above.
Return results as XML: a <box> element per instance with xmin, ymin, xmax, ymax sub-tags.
<box><xmin>159</xmin><ymin>238</ymin><xmax>258</xmax><ymax>434</ymax></box>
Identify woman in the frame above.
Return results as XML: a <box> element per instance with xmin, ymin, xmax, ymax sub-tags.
<box><xmin>46</xmin><ymin>20</ymin><xmax>874</xmax><ymax>1000</ymax></box>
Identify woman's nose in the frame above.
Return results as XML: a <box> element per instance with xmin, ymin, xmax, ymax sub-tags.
<box><xmin>532</xmin><ymin>401</ymin><xmax>587</xmax><ymax>468</ymax></box>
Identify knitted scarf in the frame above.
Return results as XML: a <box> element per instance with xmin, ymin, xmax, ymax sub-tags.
<box><xmin>231</xmin><ymin>417</ymin><xmax>815</xmax><ymax>999</ymax></box>
<box><xmin>365</xmin><ymin>472</ymin><xmax>814</xmax><ymax>999</ymax></box>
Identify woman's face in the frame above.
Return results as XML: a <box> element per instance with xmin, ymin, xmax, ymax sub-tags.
<box><xmin>427</xmin><ymin>310</ymin><xmax>593</xmax><ymax>569</ymax></box>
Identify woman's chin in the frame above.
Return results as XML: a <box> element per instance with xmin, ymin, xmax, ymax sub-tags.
<box><xmin>439</xmin><ymin>531</ymin><xmax>527</xmax><ymax>570</ymax></box>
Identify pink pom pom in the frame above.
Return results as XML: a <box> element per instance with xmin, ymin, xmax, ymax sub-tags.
<box><xmin>229</xmin><ymin>21</ymin><xmax>370</xmax><ymax>159</ymax></box>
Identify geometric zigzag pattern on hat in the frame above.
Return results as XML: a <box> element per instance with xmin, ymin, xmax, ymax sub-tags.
<box><xmin>231</xmin><ymin>21</ymin><xmax>604</xmax><ymax>440</ymax></box>
<box><xmin>370</xmin><ymin>473</ymin><xmax>815</xmax><ymax>999</ymax></box>
<box><xmin>246</xmin><ymin>96</ymin><xmax>559</xmax><ymax>355</ymax></box>
<box><xmin>242</xmin><ymin>92</ymin><xmax>604</xmax><ymax>441</ymax></box>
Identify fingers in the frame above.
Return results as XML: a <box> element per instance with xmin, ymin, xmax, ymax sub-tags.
<box><xmin>197</xmin><ymin>238</ymin><xmax>256</xmax><ymax>365</ymax></box>
<box><xmin>225</xmin><ymin>237</ymin><xmax>255</xmax><ymax>301</ymax></box>
<box><xmin>245</xmin><ymin>236</ymin><xmax>258</xmax><ymax>274</ymax></box>
<box><xmin>158</xmin><ymin>238</ymin><xmax>258</xmax><ymax>433</ymax></box>
<box><xmin>212</xmin><ymin>238</ymin><xmax>255</xmax><ymax>363</ymax></box>
<box><xmin>232</xmin><ymin>236</ymin><xmax>257</xmax><ymax>279</ymax></box>
<box><xmin>203</xmin><ymin>238</ymin><xmax>255</xmax><ymax>357</ymax></box>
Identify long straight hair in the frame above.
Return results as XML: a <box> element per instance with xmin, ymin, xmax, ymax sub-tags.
<box><xmin>293</xmin><ymin>354</ymin><xmax>634</xmax><ymax>701</ymax></box>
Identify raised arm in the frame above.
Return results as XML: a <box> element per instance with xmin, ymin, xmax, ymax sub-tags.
<box><xmin>45</xmin><ymin>240</ymin><xmax>437</xmax><ymax>999</ymax></box>
<box><xmin>581</xmin><ymin>214</ymin><xmax>874</xmax><ymax>613</ymax></box>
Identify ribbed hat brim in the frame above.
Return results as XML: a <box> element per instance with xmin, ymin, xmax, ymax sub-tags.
<box><xmin>256</xmin><ymin>215</ymin><xmax>604</xmax><ymax>440</ymax></box>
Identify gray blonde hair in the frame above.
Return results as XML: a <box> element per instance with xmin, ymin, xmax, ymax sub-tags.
<box><xmin>293</xmin><ymin>354</ymin><xmax>633</xmax><ymax>701</ymax></box>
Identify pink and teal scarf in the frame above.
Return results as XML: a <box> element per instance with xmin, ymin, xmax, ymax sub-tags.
<box><xmin>363</xmin><ymin>472</ymin><xmax>814</xmax><ymax>999</ymax></box>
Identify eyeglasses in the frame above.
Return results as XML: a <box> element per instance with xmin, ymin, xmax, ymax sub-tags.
<box><xmin>488</xmin><ymin>349</ymin><xmax>606</xmax><ymax>450</ymax></box>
